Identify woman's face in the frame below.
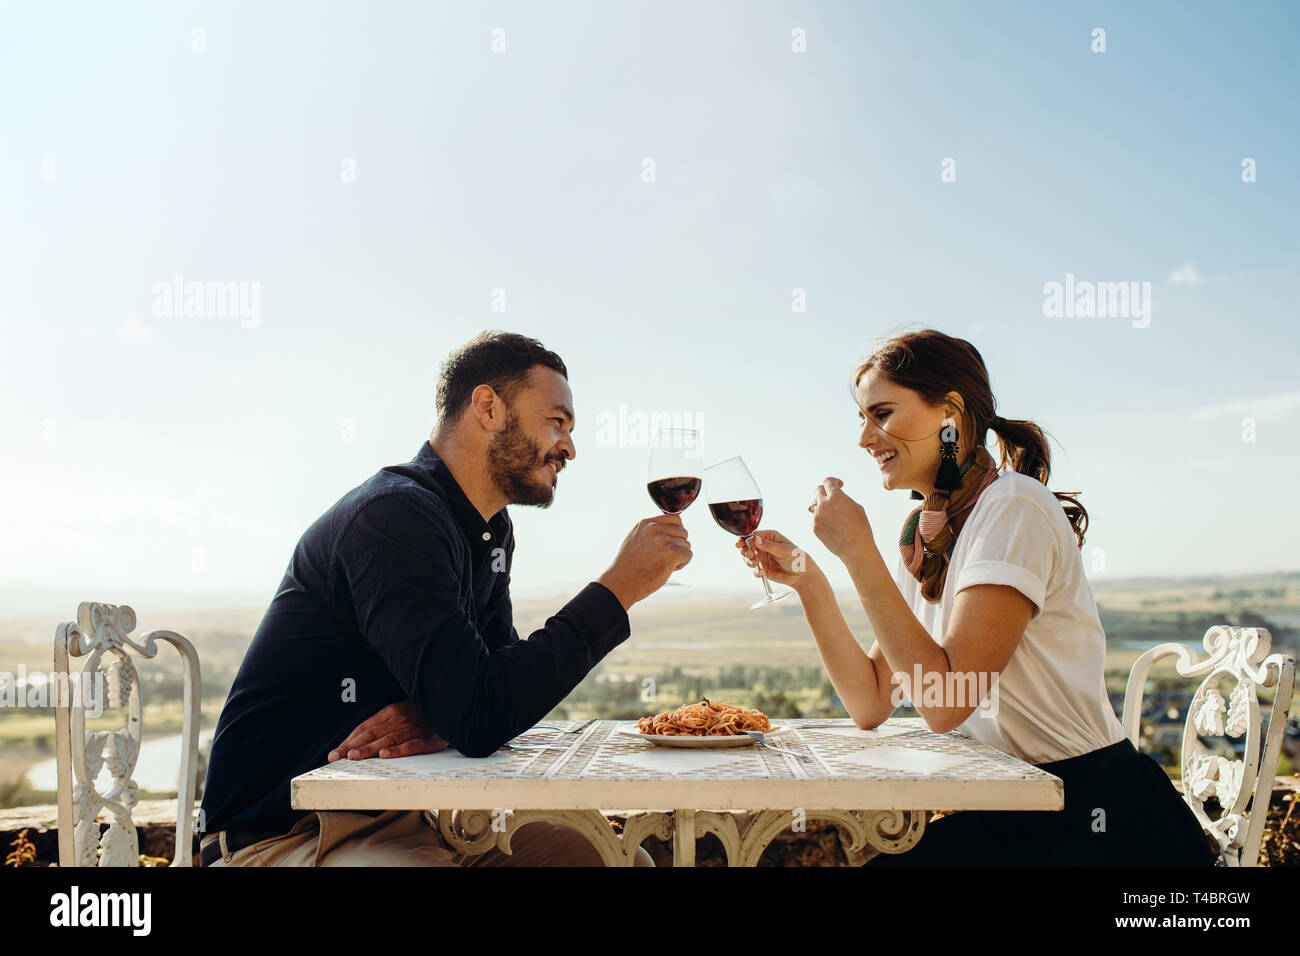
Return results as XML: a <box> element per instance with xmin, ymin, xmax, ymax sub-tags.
<box><xmin>854</xmin><ymin>370</ymin><xmax>967</xmax><ymax>496</ymax></box>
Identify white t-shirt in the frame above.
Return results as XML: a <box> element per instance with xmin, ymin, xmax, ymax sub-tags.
<box><xmin>894</xmin><ymin>470</ymin><xmax>1125</xmax><ymax>765</ymax></box>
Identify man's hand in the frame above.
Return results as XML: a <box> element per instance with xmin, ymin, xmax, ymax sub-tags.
<box><xmin>597</xmin><ymin>514</ymin><xmax>693</xmax><ymax>611</ymax></box>
<box><xmin>327</xmin><ymin>700</ymin><xmax>450</xmax><ymax>761</ymax></box>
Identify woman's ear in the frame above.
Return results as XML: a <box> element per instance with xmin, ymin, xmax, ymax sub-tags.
<box><xmin>943</xmin><ymin>391</ymin><xmax>968</xmax><ymax>432</ymax></box>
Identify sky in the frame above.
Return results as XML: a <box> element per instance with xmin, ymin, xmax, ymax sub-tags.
<box><xmin>2</xmin><ymin>0</ymin><xmax>1297</xmax><ymax>612</ymax></box>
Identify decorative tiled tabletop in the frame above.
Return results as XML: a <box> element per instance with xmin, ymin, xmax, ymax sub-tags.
<box><xmin>291</xmin><ymin>718</ymin><xmax>1063</xmax><ymax>866</ymax></box>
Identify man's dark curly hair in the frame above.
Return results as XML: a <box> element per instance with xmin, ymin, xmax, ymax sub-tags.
<box><xmin>435</xmin><ymin>331</ymin><xmax>568</xmax><ymax>429</ymax></box>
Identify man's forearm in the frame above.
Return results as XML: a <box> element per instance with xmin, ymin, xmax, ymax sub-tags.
<box><xmin>424</xmin><ymin>581</ymin><xmax>630</xmax><ymax>757</ymax></box>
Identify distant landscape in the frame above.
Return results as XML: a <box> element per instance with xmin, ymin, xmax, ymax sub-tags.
<box><xmin>2</xmin><ymin>571</ymin><xmax>1297</xmax><ymax>808</ymax></box>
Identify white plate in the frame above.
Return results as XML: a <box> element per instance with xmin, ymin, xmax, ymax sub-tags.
<box><xmin>615</xmin><ymin>722</ymin><xmax>785</xmax><ymax>749</ymax></box>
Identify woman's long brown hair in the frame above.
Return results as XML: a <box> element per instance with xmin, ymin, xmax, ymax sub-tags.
<box><xmin>851</xmin><ymin>328</ymin><xmax>1089</xmax><ymax>548</ymax></box>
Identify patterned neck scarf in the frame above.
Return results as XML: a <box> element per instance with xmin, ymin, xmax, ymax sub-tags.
<box><xmin>899</xmin><ymin>444</ymin><xmax>1002</xmax><ymax>604</ymax></box>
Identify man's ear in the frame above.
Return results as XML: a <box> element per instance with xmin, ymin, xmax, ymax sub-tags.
<box><xmin>469</xmin><ymin>384</ymin><xmax>505</xmax><ymax>432</ymax></box>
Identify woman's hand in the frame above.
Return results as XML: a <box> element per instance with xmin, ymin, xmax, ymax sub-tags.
<box><xmin>809</xmin><ymin>477</ymin><xmax>876</xmax><ymax>564</ymax></box>
<box><xmin>737</xmin><ymin>529</ymin><xmax>822</xmax><ymax>592</ymax></box>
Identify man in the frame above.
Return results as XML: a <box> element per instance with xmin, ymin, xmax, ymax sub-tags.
<box><xmin>199</xmin><ymin>331</ymin><xmax>689</xmax><ymax>866</ymax></box>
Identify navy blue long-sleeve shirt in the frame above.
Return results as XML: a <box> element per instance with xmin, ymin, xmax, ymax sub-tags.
<box><xmin>200</xmin><ymin>440</ymin><xmax>630</xmax><ymax>835</ymax></box>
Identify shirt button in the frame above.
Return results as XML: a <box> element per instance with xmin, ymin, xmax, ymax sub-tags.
<box><xmin>482</xmin><ymin>532</ymin><xmax>491</xmax><ymax>541</ymax></box>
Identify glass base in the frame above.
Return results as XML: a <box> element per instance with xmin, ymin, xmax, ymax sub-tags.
<box><xmin>749</xmin><ymin>587</ymin><xmax>795</xmax><ymax>609</ymax></box>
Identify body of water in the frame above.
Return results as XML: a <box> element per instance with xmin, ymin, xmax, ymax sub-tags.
<box><xmin>25</xmin><ymin>730</ymin><xmax>214</xmax><ymax>793</ymax></box>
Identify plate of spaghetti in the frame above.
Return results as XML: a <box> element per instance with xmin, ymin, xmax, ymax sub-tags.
<box><xmin>620</xmin><ymin>698</ymin><xmax>782</xmax><ymax>749</ymax></box>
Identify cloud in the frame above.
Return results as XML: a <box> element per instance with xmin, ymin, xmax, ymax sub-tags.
<box><xmin>114</xmin><ymin>315</ymin><xmax>157</xmax><ymax>343</ymax></box>
<box><xmin>1188</xmin><ymin>389</ymin><xmax>1300</xmax><ymax>423</ymax></box>
<box><xmin>1169</xmin><ymin>261</ymin><xmax>1202</xmax><ymax>285</ymax></box>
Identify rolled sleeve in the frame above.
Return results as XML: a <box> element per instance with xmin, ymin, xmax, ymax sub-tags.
<box><xmin>953</xmin><ymin>493</ymin><xmax>1057</xmax><ymax>618</ymax></box>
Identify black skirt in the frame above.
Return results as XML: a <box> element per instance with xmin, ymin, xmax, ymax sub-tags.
<box><xmin>866</xmin><ymin>738</ymin><xmax>1218</xmax><ymax>867</ymax></box>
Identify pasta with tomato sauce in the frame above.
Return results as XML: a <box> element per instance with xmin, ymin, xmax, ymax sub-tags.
<box><xmin>636</xmin><ymin>698</ymin><xmax>771</xmax><ymax>736</ymax></box>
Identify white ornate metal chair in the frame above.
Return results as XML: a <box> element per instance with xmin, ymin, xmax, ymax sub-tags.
<box><xmin>1122</xmin><ymin>624</ymin><xmax>1295</xmax><ymax>867</ymax></box>
<box><xmin>54</xmin><ymin>602</ymin><xmax>202</xmax><ymax>867</ymax></box>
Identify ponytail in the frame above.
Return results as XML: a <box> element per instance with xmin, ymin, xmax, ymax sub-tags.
<box><xmin>988</xmin><ymin>415</ymin><xmax>1088</xmax><ymax>549</ymax></box>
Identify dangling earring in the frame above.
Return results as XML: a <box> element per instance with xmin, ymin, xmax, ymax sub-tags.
<box><xmin>934</xmin><ymin>417</ymin><xmax>961</xmax><ymax>493</ymax></box>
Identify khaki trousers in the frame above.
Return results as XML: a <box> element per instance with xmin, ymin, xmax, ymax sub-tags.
<box><xmin>203</xmin><ymin>810</ymin><xmax>654</xmax><ymax>867</ymax></box>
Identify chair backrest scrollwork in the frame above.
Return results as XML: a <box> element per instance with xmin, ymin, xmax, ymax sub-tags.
<box><xmin>1122</xmin><ymin>625</ymin><xmax>1295</xmax><ymax>867</ymax></box>
<box><xmin>54</xmin><ymin>602</ymin><xmax>202</xmax><ymax>867</ymax></box>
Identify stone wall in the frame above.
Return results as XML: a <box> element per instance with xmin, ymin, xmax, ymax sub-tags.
<box><xmin>3</xmin><ymin>776</ymin><xmax>1296</xmax><ymax>866</ymax></box>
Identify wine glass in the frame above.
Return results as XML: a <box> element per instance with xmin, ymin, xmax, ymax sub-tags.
<box><xmin>647</xmin><ymin>428</ymin><xmax>703</xmax><ymax>586</ymax></box>
<box><xmin>703</xmin><ymin>456</ymin><xmax>794</xmax><ymax>609</ymax></box>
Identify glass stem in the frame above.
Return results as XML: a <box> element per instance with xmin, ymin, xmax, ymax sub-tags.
<box><xmin>745</xmin><ymin>534</ymin><xmax>775</xmax><ymax>598</ymax></box>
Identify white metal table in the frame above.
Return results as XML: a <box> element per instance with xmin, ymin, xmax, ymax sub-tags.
<box><xmin>291</xmin><ymin>717</ymin><xmax>1063</xmax><ymax>866</ymax></box>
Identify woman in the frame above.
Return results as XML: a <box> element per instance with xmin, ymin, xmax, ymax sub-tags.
<box><xmin>739</xmin><ymin>329</ymin><xmax>1215</xmax><ymax>866</ymax></box>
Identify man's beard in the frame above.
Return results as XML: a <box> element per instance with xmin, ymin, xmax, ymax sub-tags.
<box><xmin>487</xmin><ymin>412</ymin><xmax>560</xmax><ymax>508</ymax></box>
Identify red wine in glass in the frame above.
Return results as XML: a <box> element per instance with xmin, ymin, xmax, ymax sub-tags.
<box><xmin>647</xmin><ymin>476</ymin><xmax>702</xmax><ymax>515</ymax></box>
<box><xmin>707</xmin><ymin>498</ymin><xmax>762</xmax><ymax>536</ymax></box>
<box><xmin>703</xmin><ymin>456</ymin><xmax>794</xmax><ymax>609</ymax></box>
<box><xmin>647</xmin><ymin>429</ymin><xmax>703</xmax><ymax>586</ymax></box>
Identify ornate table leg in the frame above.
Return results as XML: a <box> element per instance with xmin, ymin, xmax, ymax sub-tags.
<box><xmin>731</xmin><ymin>809</ymin><xmax>927</xmax><ymax>867</ymax></box>
<box><xmin>430</xmin><ymin>808</ymin><xmax>671</xmax><ymax>867</ymax></box>
<box><xmin>431</xmin><ymin>808</ymin><xmax>926</xmax><ymax>867</ymax></box>
<box><xmin>672</xmin><ymin>809</ymin><xmax>696</xmax><ymax>867</ymax></box>
<box><xmin>693</xmin><ymin>810</ymin><xmax>744</xmax><ymax>863</ymax></box>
